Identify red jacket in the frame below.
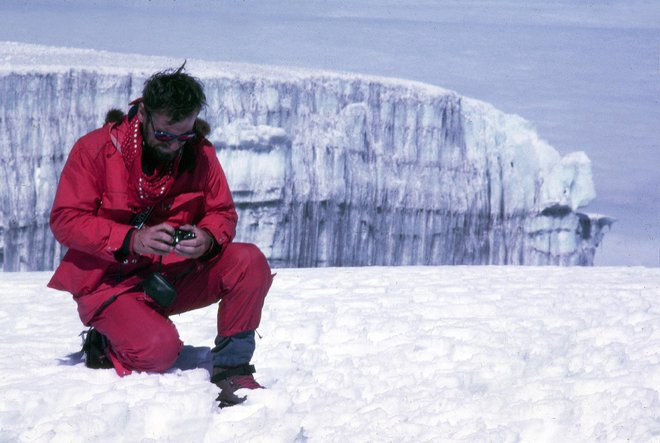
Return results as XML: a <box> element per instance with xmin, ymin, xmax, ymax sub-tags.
<box><xmin>48</xmin><ymin>119</ymin><xmax>237</xmax><ymax>321</ymax></box>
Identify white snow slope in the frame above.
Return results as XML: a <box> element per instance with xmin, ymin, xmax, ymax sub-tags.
<box><xmin>1</xmin><ymin>267</ymin><xmax>659</xmax><ymax>442</ymax></box>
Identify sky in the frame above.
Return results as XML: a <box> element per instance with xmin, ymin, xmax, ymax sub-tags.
<box><xmin>2</xmin><ymin>267</ymin><xmax>659</xmax><ymax>441</ymax></box>
<box><xmin>0</xmin><ymin>0</ymin><xmax>658</xmax><ymax>266</ymax></box>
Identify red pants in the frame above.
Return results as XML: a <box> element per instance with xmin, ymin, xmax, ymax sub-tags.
<box><xmin>85</xmin><ymin>243</ymin><xmax>272</xmax><ymax>375</ymax></box>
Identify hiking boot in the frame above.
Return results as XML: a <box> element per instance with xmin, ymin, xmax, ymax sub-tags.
<box><xmin>211</xmin><ymin>364</ymin><xmax>263</xmax><ymax>408</ymax></box>
<box><xmin>80</xmin><ymin>327</ymin><xmax>113</xmax><ymax>369</ymax></box>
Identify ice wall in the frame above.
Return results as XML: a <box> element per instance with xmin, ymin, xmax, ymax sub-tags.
<box><xmin>0</xmin><ymin>42</ymin><xmax>612</xmax><ymax>271</ymax></box>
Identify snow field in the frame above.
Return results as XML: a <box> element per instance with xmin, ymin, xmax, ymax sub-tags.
<box><xmin>0</xmin><ymin>266</ymin><xmax>659</xmax><ymax>442</ymax></box>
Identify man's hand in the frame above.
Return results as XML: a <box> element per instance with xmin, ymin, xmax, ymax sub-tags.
<box><xmin>173</xmin><ymin>224</ymin><xmax>213</xmax><ymax>259</ymax></box>
<box><xmin>132</xmin><ymin>223</ymin><xmax>175</xmax><ymax>256</ymax></box>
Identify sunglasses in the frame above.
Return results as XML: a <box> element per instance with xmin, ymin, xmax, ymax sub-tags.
<box><xmin>147</xmin><ymin>112</ymin><xmax>197</xmax><ymax>143</ymax></box>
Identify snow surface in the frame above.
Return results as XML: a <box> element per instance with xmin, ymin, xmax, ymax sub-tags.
<box><xmin>1</xmin><ymin>267</ymin><xmax>659</xmax><ymax>442</ymax></box>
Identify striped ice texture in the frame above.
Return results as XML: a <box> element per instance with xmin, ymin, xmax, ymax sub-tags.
<box><xmin>0</xmin><ymin>42</ymin><xmax>612</xmax><ymax>270</ymax></box>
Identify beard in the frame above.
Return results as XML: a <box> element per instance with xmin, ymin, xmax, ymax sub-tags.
<box><xmin>141</xmin><ymin>141</ymin><xmax>181</xmax><ymax>175</ymax></box>
<box><xmin>145</xmin><ymin>141</ymin><xmax>178</xmax><ymax>162</ymax></box>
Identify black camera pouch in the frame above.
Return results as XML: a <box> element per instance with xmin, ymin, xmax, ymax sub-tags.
<box><xmin>142</xmin><ymin>272</ymin><xmax>177</xmax><ymax>307</ymax></box>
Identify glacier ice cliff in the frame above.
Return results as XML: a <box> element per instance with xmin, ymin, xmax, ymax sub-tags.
<box><xmin>0</xmin><ymin>42</ymin><xmax>612</xmax><ymax>271</ymax></box>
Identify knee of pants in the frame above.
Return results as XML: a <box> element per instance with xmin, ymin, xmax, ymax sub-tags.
<box><xmin>217</xmin><ymin>244</ymin><xmax>272</xmax><ymax>336</ymax></box>
<box><xmin>233</xmin><ymin>243</ymin><xmax>271</xmax><ymax>284</ymax></box>
<box><xmin>115</xmin><ymin>324</ymin><xmax>182</xmax><ymax>373</ymax></box>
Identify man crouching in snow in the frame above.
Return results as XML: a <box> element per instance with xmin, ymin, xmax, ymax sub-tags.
<box><xmin>48</xmin><ymin>64</ymin><xmax>272</xmax><ymax>408</ymax></box>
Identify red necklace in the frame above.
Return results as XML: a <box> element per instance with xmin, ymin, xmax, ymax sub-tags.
<box><xmin>120</xmin><ymin>116</ymin><xmax>181</xmax><ymax>208</ymax></box>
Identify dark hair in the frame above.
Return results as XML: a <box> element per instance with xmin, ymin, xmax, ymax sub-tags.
<box><xmin>142</xmin><ymin>62</ymin><xmax>207</xmax><ymax>122</ymax></box>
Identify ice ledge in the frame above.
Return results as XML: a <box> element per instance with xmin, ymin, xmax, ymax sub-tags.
<box><xmin>0</xmin><ymin>41</ymin><xmax>610</xmax><ymax>269</ymax></box>
<box><xmin>0</xmin><ymin>40</ymin><xmax>454</xmax><ymax>96</ymax></box>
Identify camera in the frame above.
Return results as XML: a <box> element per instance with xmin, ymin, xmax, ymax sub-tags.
<box><xmin>172</xmin><ymin>228</ymin><xmax>196</xmax><ymax>245</ymax></box>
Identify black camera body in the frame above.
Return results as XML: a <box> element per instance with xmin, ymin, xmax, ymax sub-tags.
<box><xmin>172</xmin><ymin>228</ymin><xmax>196</xmax><ymax>245</ymax></box>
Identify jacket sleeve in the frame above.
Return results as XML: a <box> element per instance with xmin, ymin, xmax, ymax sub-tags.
<box><xmin>50</xmin><ymin>137</ymin><xmax>133</xmax><ymax>262</ymax></box>
<box><xmin>196</xmin><ymin>145</ymin><xmax>238</xmax><ymax>248</ymax></box>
